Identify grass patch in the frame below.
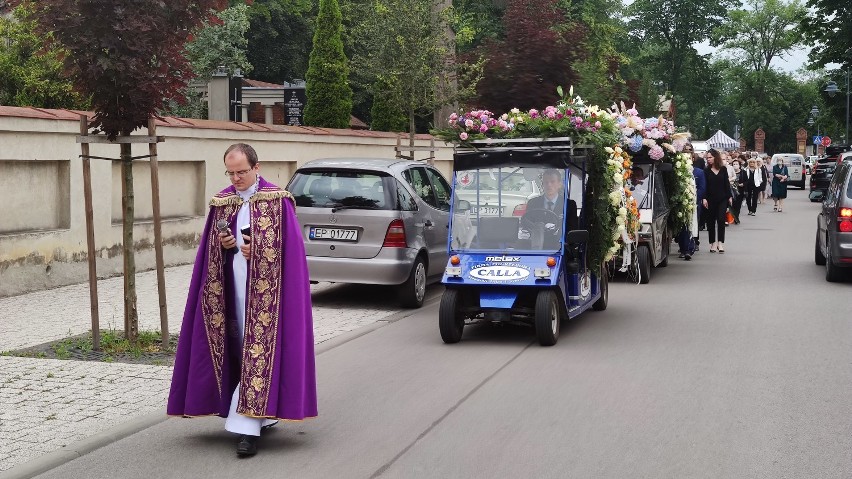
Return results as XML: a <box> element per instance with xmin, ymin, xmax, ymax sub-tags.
<box><xmin>2</xmin><ymin>330</ymin><xmax>178</xmax><ymax>366</ymax></box>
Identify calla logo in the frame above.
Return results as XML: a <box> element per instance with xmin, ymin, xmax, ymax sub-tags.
<box><xmin>469</xmin><ymin>265</ymin><xmax>530</xmax><ymax>282</ymax></box>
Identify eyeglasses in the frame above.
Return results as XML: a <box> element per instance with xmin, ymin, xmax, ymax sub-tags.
<box><xmin>225</xmin><ymin>168</ymin><xmax>253</xmax><ymax>178</ymax></box>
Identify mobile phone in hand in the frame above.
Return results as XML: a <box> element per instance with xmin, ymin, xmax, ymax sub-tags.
<box><xmin>240</xmin><ymin>224</ymin><xmax>251</xmax><ymax>244</ymax></box>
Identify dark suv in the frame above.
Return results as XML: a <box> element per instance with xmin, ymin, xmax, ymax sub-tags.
<box><xmin>815</xmin><ymin>154</ymin><xmax>852</xmax><ymax>281</ymax></box>
<box><xmin>810</xmin><ymin>145</ymin><xmax>852</xmax><ymax>202</ymax></box>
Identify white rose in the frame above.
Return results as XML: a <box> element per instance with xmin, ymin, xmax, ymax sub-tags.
<box><xmin>616</xmin><ymin>216</ymin><xmax>625</xmax><ymax>225</ymax></box>
<box><xmin>618</xmin><ymin>207</ymin><xmax>627</xmax><ymax>216</ymax></box>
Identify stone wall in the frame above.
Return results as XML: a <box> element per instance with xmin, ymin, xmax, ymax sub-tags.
<box><xmin>0</xmin><ymin>106</ymin><xmax>453</xmax><ymax>297</ymax></box>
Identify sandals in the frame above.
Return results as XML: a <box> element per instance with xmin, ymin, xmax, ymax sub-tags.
<box><xmin>718</xmin><ymin>245</ymin><xmax>725</xmax><ymax>254</ymax></box>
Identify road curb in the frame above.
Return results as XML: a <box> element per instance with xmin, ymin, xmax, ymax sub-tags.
<box><xmin>1</xmin><ymin>292</ymin><xmax>442</xmax><ymax>479</ymax></box>
<box><xmin>0</xmin><ymin>411</ymin><xmax>167</xmax><ymax>479</ymax></box>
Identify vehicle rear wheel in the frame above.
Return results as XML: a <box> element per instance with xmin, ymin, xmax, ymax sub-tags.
<box><xmin>637</xmin><ymin>245</ymin><xmax>651</xmax><ymax>284</ymax></box>
<box><xmin>815</xmin><ymin>230</ymin><xmax>826</xmax><ymax>266</ymax></box>
<box><xmin>399</xmin><ymin>256</ymin><xmax>427</xmax><ymax>308</ymax></box>
<box><xmin>825</xmin><ymin>241</ymin><xmax>844</xmax><ymax>282</ymax></box>
<box><xmin>592</xmin><ymin>266</ymin><xmax>608</xmax><ymax>311</ymax></box>
<box><xmin>534</xmin><ymin>290</ymin><xmax>561</xmax><ymax>346</ymax></box>
<box><xmin>439</xmin><ymin>289</ymin><xmax>464</xmax><ymax>343</ymax></box>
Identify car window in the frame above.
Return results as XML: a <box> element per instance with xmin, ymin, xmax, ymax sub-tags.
<box><xmin>395</xmin><ymin>180</ymin><xmax>418</xmax><ymax>211</ymax></box>
<box><xmin>845</xmin><ymin>164</ymin><xmax>852</xmax><ymax>199</ymax></box>
<box><xmin>403</xmin><ymin>167</ymin><xmax>437</xmax><ymax>208</ymax></box>
<box><xmin>288</xmin><ymin>170</ymin><xmax>393</xmax><ymax>209</ymax></box>
<box><xmin>653</xmin><ymin>170</ymin><xmax>668</xmax><ymax>214</ymax></box>
<box><xmin>425</xmin><ymin>168</ymin><xmax>451</xmax><ymax>211</ymax></box>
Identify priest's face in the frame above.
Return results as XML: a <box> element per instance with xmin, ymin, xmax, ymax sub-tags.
<box><xmin>224</xmin><ymin>150</ymin><xmax>259</xmax><ymax>191</ymax></box>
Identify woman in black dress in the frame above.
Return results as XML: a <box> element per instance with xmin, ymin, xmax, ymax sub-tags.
<box><xmin>703</xmin><ymin>149</ymin><xmax>733</xmax><ymax>253</ymax></box>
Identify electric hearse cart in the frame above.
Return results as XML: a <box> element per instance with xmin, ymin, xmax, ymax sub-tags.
<box><xmin>439</xmin><ymin>138</ymin><xmax>608</xmax><ymax>346</ymax></box>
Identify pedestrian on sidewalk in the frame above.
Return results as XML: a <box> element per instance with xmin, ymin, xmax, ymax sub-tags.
<box><xmin>168</xmin><ymin>143</ymin><xmax>318</xmax><ymax>457</ymax></box>
<box><xmin>730</xmin><ymin>159</ymin><xmax>746</xmax><ymax>224</ymax></box>
<box><xmin>758</xmin><ymin>158</ymin><xmax>770</xmax><ymax>204</ymax></box>
<box><xmin>703</xmin><ymin>149</ymin><xmax>732</xmax><ymax>253</ymax></box>
<box><xmin>771</xmin><ymin>158</ymin><xmax>790</xmax><ymax>212</ymax></box>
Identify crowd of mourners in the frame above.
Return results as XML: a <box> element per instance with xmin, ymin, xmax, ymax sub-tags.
<box><xmin>675</xmin><ymin>145</ymin><xmax>790</xmax><ymax>260</ymax></box>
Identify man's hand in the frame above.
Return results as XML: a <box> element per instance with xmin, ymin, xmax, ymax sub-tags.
<box><xmin>219</xmin><ymin>231</ymin><xmax>236</xmax><ymax>250</ymax></box>
<box><xmin>702</xmin><ymin>199</ymin><xmax>708</xmax><ymax>208</ymax></box>
<box><xmin>240</xmin><ymin>234</ymin><xmax>251</xmax><ymax>260</ymax></box>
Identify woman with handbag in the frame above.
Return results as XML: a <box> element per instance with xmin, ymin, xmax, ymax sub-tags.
<box><xmin>729</xmin><ymin>159</ymin><xmax>746</xmax><ymax>224</ymax></box>
<box><xmin>703</xmin><ymin>149</ymin><xmax>733</xmax><ymax>253</ymax></box>
<box><xmin>771</xmin><ymin>158</ymin><xmax>790</xmax><ymax>212</ymax></box>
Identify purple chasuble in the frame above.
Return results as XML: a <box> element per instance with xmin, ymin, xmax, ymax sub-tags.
<box><xmin>168</xmin><ymin>178</ymin><xmax>317</xmax><ymax>421</ymax></box>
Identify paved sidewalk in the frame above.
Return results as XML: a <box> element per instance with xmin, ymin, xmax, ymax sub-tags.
<box><xmin>0</xmin><ymin>265</ymin><xmax>408</xmax><ymax>472</ymax></box>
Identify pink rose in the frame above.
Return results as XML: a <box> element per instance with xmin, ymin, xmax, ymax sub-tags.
<box><xmin>479</xmin><ymin>124</ymin><xmax>488</xmax><ymax>133</ymax></box>
<box><xmin>460</xmin><ymin>132</ymin><xmax>468</xmax><ymax>140</ymax></box>
<box><xmin>465</xmin><ymin>119</ymin><xmax>474</xmax><ymax>128</ymax></box>
<box><xmin>594</xmin><ymin>121</ymin><xmax>602</xmax><ymax>128</ymax></box>
<box><xmin>529</xmin><ymin>109</ymin><xmax>539</xmax><ymax>118</ymax></box>
<box><xmin>449</xmin><ymin>113</ymin><xmax>458</xmax><ymax>122</ymax></box>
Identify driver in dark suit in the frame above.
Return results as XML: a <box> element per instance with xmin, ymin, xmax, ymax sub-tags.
<box><xmin>522</xmin><ymin>169</ymin><xmax>578</xmax><ymax>248</ymax></box>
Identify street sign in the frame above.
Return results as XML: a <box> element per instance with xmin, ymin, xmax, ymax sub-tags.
<box><xmin>821</xmin><ymin>136</ymin><xmax>832</xmax><ymax>147</ymax></box>
<box><xmin>813</xmin><ymin>135</ymin><xmax>822</xmax><ymax>145</ymax></box>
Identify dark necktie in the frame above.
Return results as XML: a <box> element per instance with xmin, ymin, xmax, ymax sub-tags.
<box><xmin>546</xmin><ymin>201</ymin><xmax>554</xmax><ymax>211</ymax></box>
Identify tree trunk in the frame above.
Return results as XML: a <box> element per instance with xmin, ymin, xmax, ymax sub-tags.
<box><xmin>120</xmin><ymin>141</ymin><xmax>139</xmax><ymax>344</ymax></box>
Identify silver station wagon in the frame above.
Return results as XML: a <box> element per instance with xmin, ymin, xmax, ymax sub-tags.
<box><xmin>286</xmin><ymin>158</ymin><xmax>473</xmax><ymax>308</ymax></box>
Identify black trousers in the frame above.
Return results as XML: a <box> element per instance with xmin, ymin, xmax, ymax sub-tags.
<box><xmin>745</xmin><ymin>187</ymin><xmax>760</xmax><ymax>213</ymax></box>
<box><xmin>706</xmin><ymin>200</ymin><xmax>727</xmax><ymax>244</ymax></box>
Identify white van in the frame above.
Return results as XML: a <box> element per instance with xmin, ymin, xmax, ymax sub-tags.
<box><xmin>769</xmin><ymin>154</ymin><xmax>806</xmax><ymax>189</ymax></box>
<box><xmin>691</xmin><ymin>140</ymin><xmax>709</xmax><ymax>155</ymax></box>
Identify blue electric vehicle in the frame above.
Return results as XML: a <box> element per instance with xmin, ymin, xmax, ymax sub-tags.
<box><xmin>439</xmin><ymin>138</ymin><xmax>608</xmax><ymax>346</ymax></box>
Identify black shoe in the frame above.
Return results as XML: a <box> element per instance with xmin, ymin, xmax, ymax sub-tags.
<box><xmin>684</xmin><ymin>254</ymin><xmax>692</xmax><ymax>261</ymax></box>
<box><xmin>237</xmin><ymin>435</ymin><xmax>259</xmax><ymax>457</ymax></box>
<box><xmin>261</xmin><ymin>420</ymin><xmax>279</xmax><ymax>432</ymax></box>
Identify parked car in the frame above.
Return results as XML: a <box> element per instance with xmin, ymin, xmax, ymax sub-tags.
<box><xmin>452</xmin><ymin>168</ymin><xmax>541</xmax><ymax>224</ymax></box>
<box><xmin>286</xmin><ymin>158</ymin><xmax>472</xmax><ymax>308</ymax></box>
<box><xmin>815</xmin><ymin>153</ymin><xmax>852</xmax><ymax>281</ymax></box>
<box><xmin>769</xmin><ymin>153</ymin><xmax>806</xmax><ymax>189</ymax></box>
<box><xmin>806</xmin><ymin>155</ymin><xmax>818</xmax><ymax>174</ymax></box>
<box><xmin>811</xmin><ymin>146</ymin><xmax>852</xmax><ymax>201</ymax></box>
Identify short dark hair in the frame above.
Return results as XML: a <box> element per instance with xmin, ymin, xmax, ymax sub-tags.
<box><xmin>223</xmin><ymin>143</ymin><xmax>259</xmax><ymax>167</ymax></box>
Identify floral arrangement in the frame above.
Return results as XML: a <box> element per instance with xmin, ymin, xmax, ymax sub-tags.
<box><xmin>433</xmin><ymin>87</ymin><xmax>636</xmax><ymax>268</ymax></box>
<box><xmin>666</xmin><ymin>153</ymin><xmax>697</xmax><ymax>232</ymax></box>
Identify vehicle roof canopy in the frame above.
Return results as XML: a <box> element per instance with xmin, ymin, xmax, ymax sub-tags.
<box><xmin>452</xmin><ymin>138</ymin><xmax>594</xmax><ymax>170</ymax></box>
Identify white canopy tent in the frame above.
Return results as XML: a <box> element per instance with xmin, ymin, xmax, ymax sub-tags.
<box><xmin>706</xmin><ymin>130</ymin><xmax>739</xmax><ymax>150</ymax></box>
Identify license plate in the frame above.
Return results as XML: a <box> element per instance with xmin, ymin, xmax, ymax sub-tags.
<box><xmin>473</xmin><ymin>206</ymin><xmax>503</xmax><ymax>216</ymax></box>
<box><xmin>309</xmin><ymin>227</ymin><xmax>358</xmax><ymax>241</ymax></box>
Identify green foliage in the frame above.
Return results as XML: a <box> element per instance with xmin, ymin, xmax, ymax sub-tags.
<box><xmin>22</xmin><ymin>0</ymin><xmax>230</xmax><ymax>139</ymax></box>
<box><xmin>801</xmin><ymin>0</ymin><xmax>852</xmax><ymax>69</ymax></box>
<box><xmin>714</xmin><ymin>0</ymin><xmax>806</xmax><ymax>74</ymax></box>
<box><xmin>0</xmin><ymin>5</ymin><xmax>87</xmax><ymax>109</ymax></box>
<box><xmin>352</xmin><ymin>0</ymin><xmax>482</xmax><ymax>135</ymax></box>
<box><xmin>244</xmin><ymin>0</ymin><xmax>315</xmax><ymax>83</ymax></box>
<box><xmin>369</xmin><ymin>79</ymin><xmax>408</xmax><ymax>132</ymax></box>
<box><xmin>185</xmin><ymin>3</ymin><xmax>253</xmax><ymax>82</ymax></box>
<box><xmin>449</xmin><ymin>0</ymin><xmax>505</xmax><ymax>52</ymax></box>
<box><xmin>304</xmin><ymin>0</ymin><xmax>353</xmax><ymax>128</ymax></box>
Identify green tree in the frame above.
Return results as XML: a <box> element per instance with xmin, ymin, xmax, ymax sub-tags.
<box><xmin>0</xmin><ymin>5</ymin><xmax>87</xmax><ymax>108</ymax></box>
<box><xmin>243</xmin><ymin>0</ymin><xmax>315</xmax><ymax>83</ymax></box>
<box><xmin>714</xmin><ymin>0</ymin><xmax>807</xmax><ymax>74</ymax></box>
<box><xmin>304</xmin><ymin>0</ymin><xmax>352</xmax><ymax>128</ymax></box>
<box><xmin>627</xmin><ymin>0</ymin><xmax>735</xmax><ymax>106</ymax></box>
<box><xmin>352</xmin><ymin>0</ymin><xmax>482</xmax><ymax>140</ymax></box>
<box><xmin>369</xmin><ymin>78</ymin><xmax>407</xmax><ymax>131</ymax></box>
<box><xmin>801</xmin><ymin>0</ymin><xmax>852</xmax><ymax>69</ymax></box>
<box><xmin>186</xmin><ymin>3</ymin><xmax>252</xmax><ymax>82</ymax></box>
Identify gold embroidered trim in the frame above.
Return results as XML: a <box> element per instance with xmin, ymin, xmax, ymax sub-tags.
<box><xmin>251</xmin><ymin>189</ymin><xmax>294</xmax><ymax>205</ymax></box>
<box><xmin>237</xmin><ymin>198</ymin><xmax>284</xmax><ymax>417</ymax></box>
<box><xmin>209</xmin><ymin>194</ymin><xmax>242</xmax><ymax>207</ymax></box>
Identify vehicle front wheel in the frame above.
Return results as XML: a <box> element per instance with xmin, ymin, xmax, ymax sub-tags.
<box><xmin>637</xmin><ymin>245</ymin><xmax>652</xmax><ymax>284</ymax></box>
<box><xmin>592</xmin><ymin>266</ymin><xmax>608</xmax><ymax>311</ymax></box>
<box><xmin>535</xmin><ymin>290</ymin><xmax>561</xmax><ymax>346</ymax></box>
<box><xmin>439</xmin><ymin>289</ymin><xmax>464</xmax><ymax>343</ymax></box>
<box><xmin>815</xmin><ymin>230</ymin><xmax>826</xmax><ymax>266</ymax></box>
<box><xmin>399</xmin><ymin>256</ymin><xmax>427</xmax><ymax>308</ymax></box>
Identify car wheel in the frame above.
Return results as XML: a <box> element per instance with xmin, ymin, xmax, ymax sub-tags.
<box><xmin>399</xmin><ymin>255</ymin><xmax>427</xmax><ymax>308</ymax></box>
<box><xmin>815</xmin><ymin>230</ymin><xmax>826</xmax><ymax>266</ymax></box>
<box><xmin>592</xmin><ymin>265</ymin><xmax>608</xmax><ymax>311</ymax></box>
<box><xmin>638</xmin><ymin>245</ymin><xmax>651</xmax><ymax>284</ymax></box>
<box><xmin>535</xmin><ymin>290</ymin><xmax>561</xmax><ymax>346</ymax></box>
<box><xmin>439</xmin><ymin>289</ymin><xmax>464</xmax><ymax>343</ymax></box>
<box><xmin>825</xmin><ymin>240</ymin><xmax>844</xmax><ymax>282</ymax></box>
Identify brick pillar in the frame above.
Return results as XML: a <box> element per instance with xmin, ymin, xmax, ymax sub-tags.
<box><xmin>247</xmin><ymin>102</ymin><xmax>264</xmax><ymax>123</ymax></box>
<box><xmin>272</xmin><ymin>103</ymin><xmax>285</xmax><ymax>125</ymax></box>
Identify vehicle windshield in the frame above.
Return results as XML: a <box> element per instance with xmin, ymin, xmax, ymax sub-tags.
<box><xmin>629</xmin><ymin>164</ymin><xmax>652</xmax><ymax>209</ymax></box>
<box><xmin>450</xmin><ymin>165</ymin><xmax>574</xmax><ymax>252</ymax></box>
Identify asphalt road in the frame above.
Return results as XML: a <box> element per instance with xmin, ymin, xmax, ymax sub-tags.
<box><xmin>32</xmin><ymin>190</ymin><xmax>852</xmax><ymax>479</ymax></box>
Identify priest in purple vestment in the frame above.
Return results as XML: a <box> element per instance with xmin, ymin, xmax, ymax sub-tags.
<box><xmin>168</xmin><ymin>143</ymin><xmax>317</xmax><ymax>457</ymax></box>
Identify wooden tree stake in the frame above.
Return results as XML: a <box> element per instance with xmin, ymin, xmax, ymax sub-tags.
<box><xmin>147</xmin><ymin>119</ymin><xmax>169</xmax><ymax>349</ymax></box>
<box><xmin>80</xmin><ymin>116</ymin><xmax>101</xmax><ymax>351</ymax></box>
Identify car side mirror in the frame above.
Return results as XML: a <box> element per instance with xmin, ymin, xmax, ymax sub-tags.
<box><xmin>565</xmin><ymin>229</ymin><xmax>589</xmax><ymax>244</ymax></box>
<box><xmin>455</xmin><ymin>199</ymin><xmax>471</xmax><ymax>212</ymax></box>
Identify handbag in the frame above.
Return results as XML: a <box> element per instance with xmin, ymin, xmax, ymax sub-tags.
<box><xmin>726</xmin><ymin>210</ymin><xmax>735</xmax><ymax>224</ymax></box>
